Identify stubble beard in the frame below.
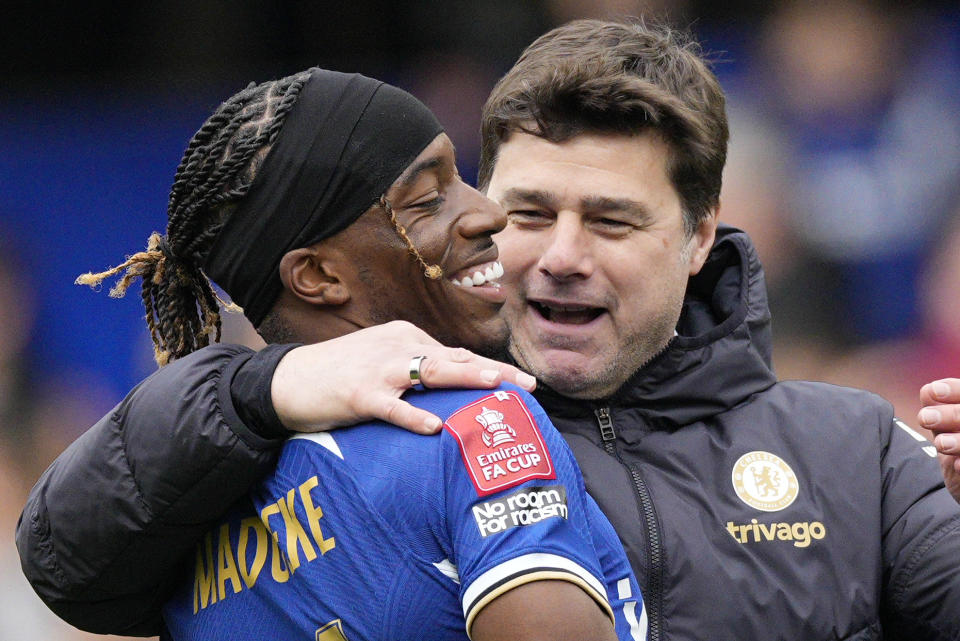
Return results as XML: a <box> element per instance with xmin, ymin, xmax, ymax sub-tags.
<box><xmin>509</xmin><ymin>292</ymin><xmax>683</xmax><ymax>400</ymax></box>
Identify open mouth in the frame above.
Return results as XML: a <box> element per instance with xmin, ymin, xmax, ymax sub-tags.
<box><xmin>449</xmin><ymin>261</ymin><xmax>504</xmax><ymax>288</ymax></box>
<box><xmin>530</xmin><ymin>301</ymin><xmax>605</xmax><ymax>325</ymax></box>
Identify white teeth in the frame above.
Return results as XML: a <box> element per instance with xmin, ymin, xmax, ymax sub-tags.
<box><xmin>450</xmin><ymin>261</ymin><xmax>503</xmax><ymax>288</ymax></box>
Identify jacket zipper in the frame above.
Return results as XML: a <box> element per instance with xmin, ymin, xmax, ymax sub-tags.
<box><xmin>594</xmin><ymin>406</ymin><xmax>664</xmax><ymax>641</ymax></box>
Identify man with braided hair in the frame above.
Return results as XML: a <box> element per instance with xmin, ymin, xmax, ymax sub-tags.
<box><xmin>23</xmin><ymin>67</ymin><xmax>643</xmax><ymax>641</ymax></box>
<box><xmin>75</xmin><ymin>71</ymin><xmax>530</xmax><ymax>430</ymax></box>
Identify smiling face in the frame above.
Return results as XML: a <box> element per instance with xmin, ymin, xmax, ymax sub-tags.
<box><xmin>334</xmin><ymin>133</ymin><xmax>510</xmax><ymax>356</ymax></box>
<box><xmin>486</xmin><ymin>131</ymin><xmax>717</xmax><ymax>398</ymax></box>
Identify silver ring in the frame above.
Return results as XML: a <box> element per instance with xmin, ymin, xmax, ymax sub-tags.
<box><xmin>409</xmin><ymin>355</ymin><xmax>427</xmax><ymax>390</ymax></box>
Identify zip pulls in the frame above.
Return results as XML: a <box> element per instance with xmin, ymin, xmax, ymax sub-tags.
<box><xmin>595</xmin><ymin>406</ymin><xmax>616</xmax><ymax>445</ymax></box>
<box><xmin>592</xmin><ymin>404</ymin><xmax>664</xmax><ymax>641</ymax></box>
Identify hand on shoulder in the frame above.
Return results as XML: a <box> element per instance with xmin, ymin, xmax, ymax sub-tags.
<box><xmin>919</xmin><ymin>378</ymin><xmax>960</xmax><ymax>502</ymax></box>
<box><xmin>272</xmin><ymin>320</ymin><xmax>536</xmax><ymax>435</ymax></box>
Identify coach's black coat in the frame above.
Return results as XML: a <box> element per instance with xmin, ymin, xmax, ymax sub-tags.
<box><xmin>17</xmin><ymin>227</ymin><xmax>960</xmax><ymax>639</ymax></box>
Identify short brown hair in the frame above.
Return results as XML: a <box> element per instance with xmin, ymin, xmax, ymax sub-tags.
<box><xmin>479</xmin><ymin>19</ymin><xmax>728</xmax><ymax>235</ymax></box>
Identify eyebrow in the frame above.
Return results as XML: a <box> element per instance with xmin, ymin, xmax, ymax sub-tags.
<box><xmin>399</xmin><ymin>156</ymin><xmax>446</xmax><ymax>188</ymax></box>
<box><xmin>579</xmin><ymin>195</ymin><xmax>652</xmax><ymax>222</ymax></box>
<box><xmin>499</xmin><ymin>188</ymin><xmax>652</xmax><ymax>221</ymax></box>
<box><xmin>497</xmin><ymin>188</ymin><xmax>559</xmax><ymax>210</ymax></box>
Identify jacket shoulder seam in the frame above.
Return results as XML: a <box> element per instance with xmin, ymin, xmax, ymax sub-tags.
<box><xmin>27</xmin><ymin>501</ymin><xmax>69</xmax><ymax>591</ymax></box>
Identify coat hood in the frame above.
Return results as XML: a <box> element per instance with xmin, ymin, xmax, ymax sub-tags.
<box><xmin>534</xmin><ymin>224</ymin><xmax>778</xmax><ymax>428</ymax></box>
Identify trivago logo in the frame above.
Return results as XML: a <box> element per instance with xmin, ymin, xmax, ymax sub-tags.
<box><xmin>727</xmin><ymin>450</ymin><xmax>826</xmax><ymax>548</ymax></box>
<box><xmin>446</xmin><ymin>390</ymin><xmax>555</xmax><ymax>496</ymax></box>
<box><xmin>725</xmin><ymin>518</ymin><xmax>826</xmax><ymax>548</ymax></box>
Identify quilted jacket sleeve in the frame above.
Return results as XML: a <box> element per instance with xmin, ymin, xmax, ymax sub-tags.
<box><xmin>879</xmin><ymin>414</ymin><xmax>960</xmax><ymax>640</ymax></box>
<box><xmin>15</xmin><ymin>343</ymin><xmax>292</xmax><ymax>636</ymax></box>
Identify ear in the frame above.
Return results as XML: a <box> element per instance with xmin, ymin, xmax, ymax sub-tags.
<box><xmin>687</xmin><ymin>203</ymin><xmax>720</xmax><ymax>276</ymax></box>
<box><xmin>278</xmin><ymin>246</ymin><xmax>350</xmax><ymax>307</ymax></box>
<box><xmin>686</xmin><ymin>205</ymin><xmax>720</xmax><ymax>276</ymax></box>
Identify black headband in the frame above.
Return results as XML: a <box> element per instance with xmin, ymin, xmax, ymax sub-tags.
<box><xmin>202</xmin><ymin>68</ymin><xmax>444</xmax><ymax>326</ymax></box>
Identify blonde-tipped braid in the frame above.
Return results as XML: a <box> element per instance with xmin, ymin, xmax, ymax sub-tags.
<box><xmin>379</xmin><ymin>195</ymin><xmax>443</xmax><ymax>280</ymax></box>
<box><xmin>75</xmin><ymin>71</ymin><xmax>311</xmax><ymax>366</ymax></box>
<box><xmin>76</xmin><ymin>232</ymin><xmax>222</xmax><ymax>366</ymax></box>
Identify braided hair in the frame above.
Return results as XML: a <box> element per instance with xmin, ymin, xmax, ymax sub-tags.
<box><xmin>77</xmin><ymin>71</ymin><xmax>312</xmax><ymax>366</ymax></box>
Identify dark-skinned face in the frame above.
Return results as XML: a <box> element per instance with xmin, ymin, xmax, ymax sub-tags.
<box><xmin>334</xmin><ymin>133</ymin><xmax>510</xmax><ymax>356</ymax></box>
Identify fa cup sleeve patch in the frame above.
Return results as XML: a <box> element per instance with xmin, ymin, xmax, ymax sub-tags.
<box><xmin>444</xmin><ymin>390</ymin><xmax>555</xmax><ymax>496</ymax></box>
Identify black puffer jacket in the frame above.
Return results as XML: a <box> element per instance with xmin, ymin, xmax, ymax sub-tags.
<box><xmin>16</xmin><ymin>344</ymin><xmax>293</xmax><ymax>636</ymax></box>
<box><xmin>16</xmin><ymin>227</ymin><xmax>960</xmax><ymax>639</ymax></box>
<box><xmin>543</xmin><ymin>226</ymin><xmax>960</xmax><ymax>640</ymax></box>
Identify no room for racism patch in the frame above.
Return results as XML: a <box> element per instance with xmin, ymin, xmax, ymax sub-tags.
<box><xmin>472</xmin><ymin>485</ymin><xmax>568</xmax><ymax>537</ymax></box>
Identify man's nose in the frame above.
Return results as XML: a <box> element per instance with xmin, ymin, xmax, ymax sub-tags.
<box><xmin>457</xmin><ymin>185</ymin><xmax>508</xmax><ymax>237</ymax></box>
<box><xmin>538</xmin><ymin>213</ymin><xmax>593</xmax><ymax>280</ymax></box>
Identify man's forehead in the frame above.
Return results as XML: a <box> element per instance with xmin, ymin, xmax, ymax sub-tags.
<box><xmin>496</xmin><ymin>129</ymin><xmax>668</xmax><ymax>157</ymax></box>
<box><xmin>392</xmin><ymin>134</ymin><xmax>455</xmax><ymax>190</ymax></box>
<box><xmin>488</xmin><ymin>130</ymin><xmax>674</xmax><ymax>201</ymax></box>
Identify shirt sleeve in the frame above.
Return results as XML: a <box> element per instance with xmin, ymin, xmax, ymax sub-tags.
<box><xmin>438</xmin><ymin>386</ymin><xmax>614</xmax><ymax>636</ymax></box>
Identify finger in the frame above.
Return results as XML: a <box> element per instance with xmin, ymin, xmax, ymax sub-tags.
<box><xmin>504</xmin><ymin>368</ymin><xmax>537</xmax><ymax>391</ymax></box>
<box><xmin>935</xmin><ymin>432</ymin><xmax>960</xmax><ymax>455</ymax></box>
<box><xmin>920</xmin><ymin>403</ymin><xmax>960</xmax><ymax>431</ymax></box>
<box><xmin>920</xmin><ymin>378</ymin><xmax>960</xmax><ymax>406</ymax></box>
<box><xmin>429</xmin><ymin>346</ymin><xmax>537</xmax><ymax>391</ymax></box>
<box><xmin>372</xmin><ymin>396</ymin><xmax>443</xmax><ymax>434</ymax></box>
<box><xmin>417</xmin><ymin>359</ymin><xmax>509</xmax><ymax>390</ymax></box>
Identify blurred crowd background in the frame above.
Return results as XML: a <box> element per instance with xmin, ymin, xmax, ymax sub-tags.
<box><xmin>2</xmin><ymin>0</ymin><xmax>959</xmax><ymax>638</ymax></box>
